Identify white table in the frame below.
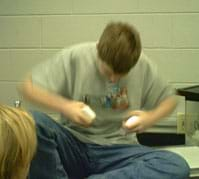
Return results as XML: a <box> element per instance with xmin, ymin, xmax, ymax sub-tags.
<box><xmin>162</xmin><ymin>146</ymin><xmax>199</xmax><ymax>178</ymax></box>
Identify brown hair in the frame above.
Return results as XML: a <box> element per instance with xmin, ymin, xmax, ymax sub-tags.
<box><xmin>0</xmin><ymin>105</ymin><xmax>37</xmax><ymax>179</ymax></box>
<box><xmin>97</xmin><ymin>22</ymin><xmax>141</xmax><ymax>74</ymax></box>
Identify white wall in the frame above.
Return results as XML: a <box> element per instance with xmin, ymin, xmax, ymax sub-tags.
<box><xmin>0</xmin><ymin>0</ymin><xmax>199</xmax><ymax>131</ymax></box>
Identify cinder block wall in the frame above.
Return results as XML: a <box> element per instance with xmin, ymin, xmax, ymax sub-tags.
<box><xmin>0</xmin><ymin>0</ymin><xmax>198</xmax><ymax>130</ymax></box>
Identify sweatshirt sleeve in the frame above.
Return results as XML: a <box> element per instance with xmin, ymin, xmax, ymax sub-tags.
<box><xmin>31</xmin><ymin>49</ymin><xmax>72</xmax><ymax>98</ymax></box>
<box><xmin>141</xmin><ymin>55</ymin><xmax>176</xmax><ymax>110</ymax></box>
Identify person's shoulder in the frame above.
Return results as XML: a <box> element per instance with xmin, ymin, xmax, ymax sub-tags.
<box><xmin>68</xmin><ymin>42</ymin><xmax>96</xmax><ymax>51</ymax></box>
<box><xmin>54</xmin><ymin>42</ymin><xmax>95</xmax><ymax>58</ymax></box>
<box><xmin>139</xmin><ymin>52</ymin><xmax>151</xmax><ymax>64</ymax></box>
<box><xmin>138</xmin><ymin>52</ymin><xmax>156</xmax><ymax>69</ymax></box>
<box><xmin>60</xmin><ymin>42</ymin><xmax>96</xmax><ymax>57</ymax></box>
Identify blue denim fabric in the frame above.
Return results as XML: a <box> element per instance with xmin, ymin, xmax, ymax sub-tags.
<box><xmin>29</xmin><ymin>111</ymin><xmax>190</xmax><ymax>179</ymax></box>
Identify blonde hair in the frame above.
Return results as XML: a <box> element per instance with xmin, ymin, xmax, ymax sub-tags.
<box><xmin>0</xmin><ymin>104</ymin><xmax>37</xmax><ymax>179</ymax></box>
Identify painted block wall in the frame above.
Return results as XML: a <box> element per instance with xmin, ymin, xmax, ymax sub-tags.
<box><xmin>0</xmin><ymin>0</ymin><xmax>199</xmax><ymax>131</ymax></box>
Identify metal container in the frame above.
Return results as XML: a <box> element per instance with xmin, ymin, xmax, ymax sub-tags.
<box><xmin>178</xmin><ymin>85</ymin><xmax>199</xmax><ymax>146</ymax></box>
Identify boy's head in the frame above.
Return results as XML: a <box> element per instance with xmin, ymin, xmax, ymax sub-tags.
<box><xmin>0</xmin><ymin>105</ymin><xmax>37</xmax><ymax>179</ymax></box>
<box><xmin>97</xmin><ymin>22</ymin><xmax>141</xmax><ymax>76</ymax></box>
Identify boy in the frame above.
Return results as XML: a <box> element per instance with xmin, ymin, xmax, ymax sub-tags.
<box><xmin>20</xmin><ymin>22</ymin><xmax>190</xmax><ymax>179</ymax></box>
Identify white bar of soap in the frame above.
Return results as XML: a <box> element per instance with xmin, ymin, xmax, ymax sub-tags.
<box><xmin>124</xmin><ymin>116</ymin><xmax>138</xmax><ymax>128</ymax></box>
<box><xmin>82</xmin><ymin>106</ymin><xmax>96</xmax><ymax>122</ymax></box>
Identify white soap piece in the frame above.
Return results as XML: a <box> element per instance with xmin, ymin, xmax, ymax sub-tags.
<box><xmin>82</xmin><ymin>106</ymin><xmax>96</xmax><ymax>122</ymax></box>
<box><xmin>125</xmin><ymin>116</ymin><xmax>139</xmax><ymax>128</ymax></box>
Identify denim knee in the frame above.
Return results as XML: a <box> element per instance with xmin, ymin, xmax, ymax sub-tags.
<box><xmin>166</xmin><ymin>151</ymin><xmax>190</xmax><ymax>179</ymax></box>
<box><xmin>31</xmin><ymin>111</ymin><xmax>54</xmax><ymax>126</ymax></box>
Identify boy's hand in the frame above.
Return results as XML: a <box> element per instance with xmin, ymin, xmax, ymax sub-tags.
<box><xmin>123</xmin><ymin>110</ymin><xmax>155</xmax><ymax>133</ymax></box>
<box><xmin>61</xmin><ymin>101</ymin><xmax>95</xmax><ymax>127</ymax></box>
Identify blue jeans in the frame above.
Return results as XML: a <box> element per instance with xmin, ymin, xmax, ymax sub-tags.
<box><xmin>29</xmin><ymin>111</ymin><xmax>190</xmax><ymax>179</ymax></box>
